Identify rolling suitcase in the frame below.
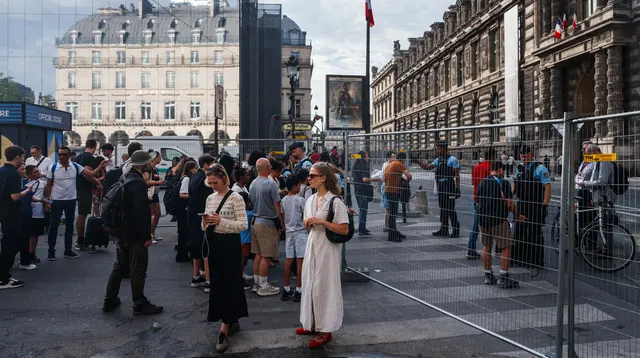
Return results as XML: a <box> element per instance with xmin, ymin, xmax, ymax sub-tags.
<box><xmin>86</xmin><ymin>193</ymin><xmax>110</xmax><ymax>249</ymax></box>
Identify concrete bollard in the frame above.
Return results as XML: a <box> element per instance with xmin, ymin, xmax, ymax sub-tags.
<box><xmin>414</xmin><ymin>190</ymin><xmax>429</xmax><ymax>215</ymax></box>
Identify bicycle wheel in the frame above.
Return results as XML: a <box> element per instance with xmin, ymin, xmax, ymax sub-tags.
<box><xmin>579</xmin><ymin>222</ymin><xmax>637</xmax><ymax>273</ymax></box>
<box><xmin>551</xmin><ymin>210</ymin><xmax>569</xmax><ymax>254</ymax></box>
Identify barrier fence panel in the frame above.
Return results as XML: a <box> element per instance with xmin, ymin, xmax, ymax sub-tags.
<box><xmin>344</xmin><ymin>113</ymin><xmax>640</xmax><ymax>358</ymax></box>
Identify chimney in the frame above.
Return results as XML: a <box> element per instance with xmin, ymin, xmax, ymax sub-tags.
<box><xmin>138</xmin><ymin>0</ymin><xmax>153</xmax><ymax>18</ymax></box>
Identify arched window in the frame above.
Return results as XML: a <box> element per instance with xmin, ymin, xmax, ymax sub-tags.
<box><xmin>195</xmin><ymin>18</ymin><xmax>203</xmax><ymax>28</ymax></box>
<box><xmin>289</xmin><ymin>29</ymin><xmax>300</xmax><ymax>45</ymax></box>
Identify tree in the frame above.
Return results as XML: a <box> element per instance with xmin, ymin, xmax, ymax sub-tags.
<box><xmin>0</xmin><ymin>73</ymin><xmax>35</xmax><ymax>103</ymax></box>
<box><xmin>39</xmin><ymin>93</ymin><xmax>56</xmax><ymax>108</ymax></box>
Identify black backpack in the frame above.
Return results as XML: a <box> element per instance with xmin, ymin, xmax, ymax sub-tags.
<box><xmin>169</xmin><ymin>178</ymin><xmax>186</xmax><ymax>214</ymax></box>
<box><xmin>101</xmin><ymin>177</ymin><xmax>142</xmax><ymax>236</ymax></box>
<box><xmin>103</xmin><ymin>167</ymin><xmax>123</xmax><ymax>193</ymax></box>
<box><xmin>611</xmin><ymin>163</ymin><xmax>629</xmax><ymax>195</ymax></box>
<box><xmin>163</xmin><ymin>177</ymin><xmax>179</xmax><ymax>215</ymax></box>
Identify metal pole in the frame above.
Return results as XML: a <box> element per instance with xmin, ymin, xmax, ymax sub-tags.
<box><xmin>214</xmin><ymin>115</ymin><xmax>219</xmax><ymax>156</ymax></box>
<box><xmin>554</xmin><ymin>112</ymin><xmax>571</xmax><ymax>358</ymax></box>
<box><xmin>565</xmin><ymin>113</ymin><xmax>578</xmax><ymax>358</ymax></box>
<box><xmin>342</xmin><ymin>131</ymin><xmax>349</xmax><ymax>270</ymax></box>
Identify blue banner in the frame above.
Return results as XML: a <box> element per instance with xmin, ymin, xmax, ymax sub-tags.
<box><xmin>0</xmin><ymin>103</ymin><xmax>24</xmax><ymax>124</ymax></box>
<box><xmin>25</xmin><ymin>104</ymin><xmax>72</xmax><ymax>131</ymax></box>
<box><xmin>47</xmin><ymin>130</ymin><xmax>62</xmax><ymax>162</ymax></box>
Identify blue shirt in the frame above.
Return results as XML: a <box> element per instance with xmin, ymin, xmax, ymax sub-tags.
<box><xmin>294</xmin><ymin>157</ymin><xmax>314</xmax><ymax>172</ymax></box>
<box><xmin>515</xmin><ymin>160</ymin><xmax>551</xmax><ymax>185</ymax></box>
<box><xmin>241</xmin><ymin>210</ymin><xmax>253</xmax><ymax>244</ymax></box>
<box><xmin>432</xmin><ymin>156</ymin><xmax>460</xmax><ymax>182</ymax></box>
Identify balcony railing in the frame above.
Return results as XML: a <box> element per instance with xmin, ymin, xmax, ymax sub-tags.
<box><xmin>71</xmin><ymin>113</ymin><xmax>239</xmax><ymax>125</ymax></box>
<box><xmin>53</xmin><ymin>56</ymin><xmax>239</xmax><ymax>67</ymax></box>
<box><xmin>281</xmin><ymin>38</ymin><xmax>312</xmax><ymax>46</ymax></box>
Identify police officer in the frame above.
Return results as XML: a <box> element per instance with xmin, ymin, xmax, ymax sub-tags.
<box><xmin>421</xmin><ymin>141</ymin><xmax>461</xmax><ymax>237</ymax></box>
<box><xmin>512</xmin><ymin>144</ymin><xmax>551</xmax><ymax>268</ymax></box>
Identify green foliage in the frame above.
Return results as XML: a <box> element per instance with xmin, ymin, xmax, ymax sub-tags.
<box><xmin>0</xmin><ymin>73</ymin><xmax>35</xmax><ymax>103</ymax></box>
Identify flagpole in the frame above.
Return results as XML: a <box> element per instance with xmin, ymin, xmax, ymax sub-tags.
<box><xmin>365</xmin><ymin>12</ymin><xmax>371</xmax><ymax>141</ymax></box>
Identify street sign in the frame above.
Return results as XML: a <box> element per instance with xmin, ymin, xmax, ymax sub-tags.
<box><xmin>350</xmin><ymin>154</ymin><xmax>362</xmax><ymax>159</ymax></box>
<box><xmin>584</xmin><ymin>153</ymin><xmax>617</xmax><ymax>162</ymax></box>
<box><xmin>399</xmin><ymin>149</ymin><xmax>406</xmax><ymax>153</ymax></box>
<box><xmin>215</xmin><ymin>85</ymin><xmax>224</xmax><ymax>119</ymax></box>
<box><xmin>283</xmin><ymin>123</ymin><xmax>313</xmax><ymax>131</ymax></box>
<box><xmin>295</xmin><ymin>135</ymin><xmax>308</xmax><ymax>140</ymax></box>
<box><xmin>270</xmin><ymin>151</ymin><xmax>285</xmax><ymax>155</ymax></box>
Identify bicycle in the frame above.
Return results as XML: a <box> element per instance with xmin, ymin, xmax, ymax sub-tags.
<box><xmin>551</xmin><ymin>196</ymin><xmax>636</xmax><ymax>272</ymax></box>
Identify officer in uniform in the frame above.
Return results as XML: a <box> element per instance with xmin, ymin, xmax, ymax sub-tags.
<box><xmin>421</xmin><ymin>141</ymin><xmax>461</xmax><ymax>237</ymax></box>
<box><xmin>512</xmin><ymin>144</ymin><xmax>551</xmax><ymax>268</ymax></box>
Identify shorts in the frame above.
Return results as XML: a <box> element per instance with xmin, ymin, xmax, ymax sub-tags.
<box><xmin>241</xmin><ymin>243</ymin><xmax>251</xmax><ymax>258</ymax></box>
<box><xmin>285</xmin><ymin>230</ymin><xmax>308</xmax><ymax>259</ymax></box>
<box><xmin>30</xmin><ymin>218</ymin><xmax>46</xmax><ymax>237</ymax></box>
<box><xmin>77</xmin><ymin>189</ymin><xmax>93</xmax><ymax>215</ymax></box>
<box><xmin>380</xmin><ymin>192</ymin><xmax>390</xmax><ymax>209</ymax></box>
<box><xmin>480</xmin><ymin>221</ymin><xmax>512</xmax><ymax>250</ymax></box>
<box><xmin>250</xmin><ymin>223</ymin><xmax>279</xmax><ymax>258</ymax></box>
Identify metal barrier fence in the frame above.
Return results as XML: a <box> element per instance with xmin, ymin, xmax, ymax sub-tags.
<box><xmin>344</xmin><ymin>111</ymin><xmax>640</xmax><ymax>358</ymax></box>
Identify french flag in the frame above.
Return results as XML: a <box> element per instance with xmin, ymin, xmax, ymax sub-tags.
<box><xmin>554</xmin><ymin>18</ymin><xmax>563</xmax><ymax>39</ymax></box>
<box><xmin>562</xmin><ymin>14</ymin><xmax>567</xmax><ymax>30</ymax></box>
<box><xmin>365</xmin><ymin>0</ymin><xmax>375</xmax><ymax>27</ymax></box>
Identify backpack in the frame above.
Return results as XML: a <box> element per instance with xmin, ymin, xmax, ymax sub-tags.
<box><xmin>170</xmin><ymin>178</ymin><xmax>187</xmax><ymax>213</ymax></box>
<box><xmin>101</xmin><ymin>177</ymin><xmax>142</xmax><ymax>235</ymax></box>
<box><xmin>103</xmin><ymin>167</ymin><xmax>123</xmax><ymax>193</ymax></box>
<box><xmin>294</xmin><ymin>158</ymin><xmax>313</xmax><ymax>174</ymax></box>
<box><xmin>325</xmin><ymin>196</ymin><xmax>354</xmax><ymax>244</ymax></box>
<box><xmin>162</xmin><ymin>176</ymin><xmax>179</xmax><ymax>215</ymax></box>
<box><xmin>610</xmin><ymin>162</ymin><xmax>629</xmax><ymax>195</ymax></box>
<box><xmin>51</xmin><ymin>162</ymin><xmax>81</xmax><ymax>181</ymax></box>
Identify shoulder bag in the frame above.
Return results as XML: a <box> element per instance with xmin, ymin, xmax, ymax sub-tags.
<box><xmin>325</xmin><ymin>196</ymin><xmax>354</xmax><ymax>244</ymax></box>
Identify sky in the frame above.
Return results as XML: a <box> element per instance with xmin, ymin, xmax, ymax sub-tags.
<box><xmin>0</xmin><ymin>0</ymin><xmax>450</xmax><ymax>125</ymax></box>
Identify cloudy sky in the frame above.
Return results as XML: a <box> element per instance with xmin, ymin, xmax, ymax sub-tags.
<box><xmin>0</xmin><ymin>0</ymin><xmax>450</xmax><ymax>120</ymax></box>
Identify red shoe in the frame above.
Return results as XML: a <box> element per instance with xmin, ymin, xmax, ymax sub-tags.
<box><xmin>308</xmin><ymin>333</ymin><xmax>332</xmax><ymax>348</ymax></box>
<box><xmin>295</xmin><ymin>327</ymin><xmax>314</xmax><ymax>335</ymax></box>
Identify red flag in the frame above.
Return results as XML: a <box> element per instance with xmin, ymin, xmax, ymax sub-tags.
<box><xmin>554</xmin><ymin>19</ymin><xmax>563</xmax><ymax>39</ymax></box>
<box><xmin>571</xmin><ymin>13</ymin><xmax>577</xmax><ymax>30</ymax></box>
<box><xmin>365</xmin><ymin>0</ymin><xmax>375</xmax><ymax>27</ymax></box>
<box><xmin>562</xmin><ymin>13</ymin><xmax>567</xmax><ymax>30</ymax></box>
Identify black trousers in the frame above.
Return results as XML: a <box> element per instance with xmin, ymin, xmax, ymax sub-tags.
<box><xmin>176</xmin><ymin>210</ymin><xmax>188</xmax><ymax>258</ymax></box>
<box><xmin>0</xmin><ymin>217</ymin><xmax>23</xmax><ymax>282</ymax></box>
<box><xmin>437</xmin><ymin>192</ymin><xmax>459</xmax><ymax>231</ymax></box>
<box><xmin>387</xmin><ymin>192</ymin><xmax>401</xmax><ymax>240</ymax></box>
<box><xmin>105</xmin><ymin>240</ymin><xmax>149</xmax><ymax>306</ymax></box>
<box><xmin>512</xmin><ymin>204</ymin><xmax>546</xmax><ymax>267</ymax></box>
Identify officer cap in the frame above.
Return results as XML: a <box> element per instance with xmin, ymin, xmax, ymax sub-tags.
<box><xmin>519</xmin><ymin>144</ymin><xmax>532</xmax><ymax>154</ymax></box>
<box><xmin>288</xmin><ymin>142</ymin><xmax>305</xmax><ymax>151</ymax></box>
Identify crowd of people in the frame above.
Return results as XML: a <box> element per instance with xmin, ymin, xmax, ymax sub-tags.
<box><xmin>0</xmin><ymin>140</ymin><xmax>353</xmax><ymax>353</ymax></box>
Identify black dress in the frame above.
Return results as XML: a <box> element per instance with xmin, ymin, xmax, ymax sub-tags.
<box><xmin>206</xmin><ymin>228</ymin><xmax>249</xmax><ymax>324</ymax></box>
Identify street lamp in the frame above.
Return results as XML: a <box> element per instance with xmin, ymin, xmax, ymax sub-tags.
<box><xmin>285</xmin><ymin>55</ymin><xmax>300</xmax><ymax>140</ymax></box>
<box><xmin>313</xmin><ymin>105</ymin><xmax>325</xmax><ymax>149</ymax></box>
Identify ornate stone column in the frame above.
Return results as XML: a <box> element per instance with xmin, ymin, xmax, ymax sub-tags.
<box><xmin>550</xmin><ymin>67</ymin><xmax>563</xmax><ymax>119</ymax></box>
<box><xmin>607</xmin><ymin>46</ymin><xmax>624</xmax><ymax>136</ymax></box>
<box><xmin>594</xmin><ymin>50</ymin><xmax>608</xmax><ymax>138</ymax></box>
<box><xmin>538</xmin><ymin>68</ymin><xmax>551</xmax><ymax>140</ymax></box>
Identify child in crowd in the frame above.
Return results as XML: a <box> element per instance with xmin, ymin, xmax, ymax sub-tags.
<box><xmin>25</xmin><ymin>165</ymin><xmax>48</xmax><ymax>265</ymax></box>
<box><xmin>280</xmin><ymin>175</ymin><xmax>307</xmax><ymax>302</ymax></box>
<box><xmin>237</xmin><ymin>191</ymin><xmax>254</xmax><ymax>287</ymax></box>
<box><xmin>297</xmin><ymin>169</ymin><xmax>313</xmax><ymax>200</ymax></box>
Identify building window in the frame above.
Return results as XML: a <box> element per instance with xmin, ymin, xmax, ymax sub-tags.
<box><xmin>291</xmin><ymin>51</ymin><xmax>300</xmax><ymax>59</ymax></box>
<box><xmin>214</xmin><ymin>50</ymin><xmax>223</xmax><ymax>64</ymax></box>
<box><xmin>143</xmin><ymin>32</ymin><xmax>152</xmax><ymax>44</ymax></box>
<box><xmin>216</xmin><ymin>29</ymin><xmax>225</xmax><ymax>44</ymax></box>
<box><xmin>433</xmin><ymin>65</ymin><xmax>439</xmax><ymax>97</ymax></box>
<box><xmin>490</xmin><ymin>29</ymin><xmax>499</xmax><ymax>72</ymax></box>
<box><xmin>456</xmin><ymin>51</ymin><xmax>463</xmax><ymax>87</ymax></box>
<box><xmin>65</xmin><ymin>102</ymin><xmax>78</xmax><ymax>120</ymax></box>
<box><xmin>117</xmin><ymin>51</ymin><xmax>126</xmax><ymax>65</ymax></box>
<box><xmin>142</xmin><ymin>51</ymin><xmax>150</xmax><ymax>65</ymax></box>
<box><xmin>456</xmin><ymin>104</ymin><xmax>463</xmax><ymax>146</ymax></box>
<box><xmin>116</xmin><ymin>71</ymin><xmax>126</xmax><ymax>88</ymax></box>
<box><xmin>444</xmin><ymin>59</ymin><xmax>450</xmax><ymax>92</ymax></box>
<box><xmin>167</xmin><ymin>51</ymin><xmax>175</xmax><ymax>64</ymax></box>
<box><xmin>70</xmin><ymin>33</ymin><xmax>77</xmax><ymax>45</ymax></box>
<box><xmin>582</xmin><ymin>0</ymin><xmax>596</xmax><ymax>19</ymax></box>
<box><xmin>94</xmin><ymin>32</ymin><xmax>102</xmax><ymax>45</ymax></box>
<box><xmin>295</xmin><ymin>99</ymin><xmax>301</xmax><ymax>118</ymax></box>
<box><xmin>115</xmin><ymin>101</ymin><xmax>126</xmax><ymax>121</ymax></box>
<box><xmin>472</xmin><ymin>99</ymin><xmax>480</xmax><ymax>144</ymax></box>
<box><xmin>168</xmin><ymin>32</ymin><xmax>176</xmax><ymax>44</ymax></box>
<box><xmin>92</xmin><ymin>51</ymin><xmax>102</xmax><ymax>64</ymax></box>
<box><xmin>165</xmin><ymin>71</ymin><xmax>175</xmax><ymax>89</ymax></box>
<box><xmin>92</xmin><ymin>102</ymin><xmax>102</xmax><ymax>120</ymax></box>
<box><xmin>68</xmin><ymin>51</ymin><xmax>76</xmax><ymax>65</ymax></box>
<box><xmin>215</xmin><ymin>72</ymin><xmax>224</xmax><ymax>86</ymax></box>
<box><xmin>164</xmin><ymin>101</ymin><xmax>176</xmax><ymax>120</ymax></box>
<box><xmin>92</xmin><ymin>72</ymin><xmax>101</xmax><ymax>89</ymax></box>
<box><xmin>190</xmin><ymin>51</ymin><xmax>200</xmax><ymax>64</ymax></box>
<box><xmin>141</xmin><ymin>72</ymin><xmax>150</xmax><ymax>89</ymax></box>
<box><xmin>141</xmin><ymin>102</ymin><xmax>152</xmax><ymax>120</ymax></box>
<box><xmin>471</xmin><ymin>41</ymin><xmax>479</xmax><ymax>80</ymax></box>
<box><xmin>68</xmin><ymin>72</ymin><xmax>76</xmax><ymax>89</ymax></box>
<box><xmin>190</xmin><ymin>101</ymin><xmax>201</xmax><ymax>119</ymax></box>
<box><xmin>190</xmin><ymin>71</ymin><xmax>200</xmax><ymax>88</ymax></box>
<box><xmin>192</xmin><ymin>32</ymin><xmax>201</xmax><ymax>44</ymax></box>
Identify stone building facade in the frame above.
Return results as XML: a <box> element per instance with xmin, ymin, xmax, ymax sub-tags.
<box><xmin>371</xmin><ymin>59</ymin><xmax>397</xmax><ymax>150</ymax></box>
<box><xmin>373</xmin><ymin>0</ymin><xmax>640</xmax><ymax>169</ymax></box>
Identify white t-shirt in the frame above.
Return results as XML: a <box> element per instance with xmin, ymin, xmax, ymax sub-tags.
<box><xmin>25</xmin><ymin>155</ymin><xmax>53</xmax><ymax>178</ymax></box>
<box><xmin>100</xmin><ymin>155</ymin><xmax>116</xmax><ymax>171</ymax></box>
<box><xmin>232</xmin><ymin>183</ymin><xmax>249</xmax><ymax>195</ymax></box>
<box><xmin>27</xmin><ymin>178</ymin><xmax>47</xmax><ymax>218</ymax></box>
<box><xmin>47</xmin><ymin>162</ymin><xmax>85</xmax><ymax>200</ymax></box>
<box><xmin>179</xmin><ymin>177</ymin><xmax>190</xmax><ymax>195</ymax></box>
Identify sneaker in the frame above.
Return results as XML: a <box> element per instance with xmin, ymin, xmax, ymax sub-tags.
<box><xmin>498</xmin><ymin>273</ymin><xmax>520</xmax><ymax>289</ymax></box>
<box><xmin>451</xmin><ymin>230</ymin><xmax>460</xmax><ymax>238</ymax></box>
<box><xmin>153</xmin><ymin>236</ymin><xmax>163</xmax><ymax>241</ymax></box>
<box><xmin>251</xmin><ymin>282</ymin><xmax>259</xmax><ymax>293</ymax></box>
<box><xmin>257</xmin><ymin>283</ymin><xmax>281</xmax><ymax>297</ymax></box>
<box><xmin>484</xmin><ymin>272</ymin><xmax>497</xmax><ymax>285</ymax></box>
<box><xmin>466</xmin><ymin>250</ymin><xmax>481</xmax><ymax>260</ymax></box>
<box><xmin>0</xmin><ymin>278</ymin><xmax>25</xmax><ymax>290</ymax></box>
<box><xmin>133</xmin><ymin>301</ymin><xmax>163</xmax><ymax>315</ymax></box>
<box><xmin>242</xmin><ymin>272</ymin><xmax>253</xmax><ymax>281</ymax></box>
<box><xmin>151</xmin><ymin>239</ymin><xmax>158</xmax><ymax>245</ymax></box>
<box><xmin>32</xmin><ymin>255</ymin><xmax>41</xmax><ymax>264</ymax></box>
<box><xmin>64</xmin><ymin>251</ymin><xmax>79</xmax><ymax>259</ymax></box>
<box><xmin>281</xmin><ymin>288</ymin><xmax>294</xmax><ymax>301</ymax></box>
<box><xmin>19</xmin><ymin>264</ymin><xmax>36</xmax><ymax>270</ymax></box>
<box><xmin>47</xmin><ymin>252</ymin><xmax>56</xmax><ymax>261</ymax></box>
<box><xmin>243</xmin><ymin>280</ymin><xmax>252</xmax><ymax>290</ymax></box>
<box><xmin>292</xmin><ymin>291</ymin><xmax>302</xmax><ymax>302</ymax></box>
<box><xmin>102</xmin><ymin>297</ymin><xmax>121</xmax><ymax>313</ymax></box>
<box><xmin>291</xmin><ymin>273</ymin><xmax>297</xmax><ymax>280</ymax></box>
<box><xmin>359</xmin><ymin>232</ymin><xmax>373</xmax><ymax>238</ymax></box>
<box><xmin>216</xmin><ymin>332</ymin><xmax>229</xmax><ymax>353</ymax></box>
<box><xmin>204</xmin><ymin>283</ymin><xmax>210</xmax><ymax>293</ymax></box>
<box><xmin>77</xmin><ymin>244</ymin><xmax>93</xmax><ymax>252</ymax></box>
<box><xmin>191</xmin><ymin>276</ymin><xmax>207</xmax><ymax>288</ymax></box>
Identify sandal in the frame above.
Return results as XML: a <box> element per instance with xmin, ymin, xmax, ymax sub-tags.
<box><xmin>308</xmin><ymin>333</ymin><xmax>332</xmax><ymax>348</ymax></box>
<box><xmin>295</xmin><ymin>327</ymin><xmax>315</xmax><ymax>335</ymax></box>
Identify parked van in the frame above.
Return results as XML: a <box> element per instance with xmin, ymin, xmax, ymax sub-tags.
<box><xmin>115</xmin><ymin>136</ymin><xmax>203</xmax><ymax>177</ymax></box>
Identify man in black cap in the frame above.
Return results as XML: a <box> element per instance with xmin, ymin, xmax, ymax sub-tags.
<box><xmin>420</xmin><ymin>140</ymin><xmax>461</xmax><ymax>237</ymax></box>
<box><xmin>511</xmin><ymin>144</ymin><xmax>551</xmax><ymax>269</ymax></box>
<box><xmin>289</xmin><ymin>142</ymin><xmax>313</xmax><ymax>173</ymax></box>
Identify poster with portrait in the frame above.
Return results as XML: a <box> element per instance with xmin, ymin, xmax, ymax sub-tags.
<box><xmin>326</xmin><ymin>75</ymin><xmax>364</xmax><ymax>130</ymax></box>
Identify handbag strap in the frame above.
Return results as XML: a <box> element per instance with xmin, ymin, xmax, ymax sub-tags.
<box><xmin>326</xmin><ymin>196</ymin><xmax>337</xmax><ymax>223</ymax></box>
<box><xmin>215</xmin><ymin>190</ymin><xmax>234</xmax><ymax>214</ymax></box>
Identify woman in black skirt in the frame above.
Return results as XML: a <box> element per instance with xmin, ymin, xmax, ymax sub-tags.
<box><xmin>201</xmin><ymin>164</ymin><xmax>249</xmax><ymax>353</ymax></box>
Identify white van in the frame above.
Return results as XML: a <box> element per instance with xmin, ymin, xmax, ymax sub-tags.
<box><xmin>115</xmin><ymin>136</ymin><xmax>203</xmax><ymax>177</ymax></box>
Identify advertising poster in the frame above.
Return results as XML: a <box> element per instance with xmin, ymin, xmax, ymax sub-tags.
<box><xmin>47</xmin><ymin>130</ymin><xmax>62</xmax><ymax>163</ymax></box>
<box><xmin>326</xmin><ymin>75</ymin><xmax>364</xmax><ymax>130</ymax></box>
<box><xmin>0</xmin><ymin>127</ymin><xmax>19</xmax><ymax>165</ymax></box>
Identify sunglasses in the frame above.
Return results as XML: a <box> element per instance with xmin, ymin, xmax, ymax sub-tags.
<box><xmin>58</xmin><ymin>152</ymin><xmax>70</xmax><ymax>156</ymax></box>
<box><xmin>308</xmin><ymin>173</ymin><xmax>322</xmax><ymax>179</ymax></box>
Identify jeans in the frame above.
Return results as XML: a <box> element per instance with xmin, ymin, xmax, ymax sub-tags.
<box><xmin>105</xmin><ymin>240</ymin><xmax>149</xmax><ymax>307</ymax></box>
<box><xmin>0</xmin><ymin>217</ymin><xmax>22</xmax><ymax>282</ymax></box>
<box><xmin>386</xmin><ymin>192</ymin><xmax>401</xmax><ymax>240</ymax></box>
<box><xmin>356</xmin><ymin>194</ymin><xmax>369</xmax><ymax>234</ymax></box>
<box><xmin>48</xmin><ymin>200</ymin><xmax>76</xmax><ymax>254</ymax></box>
<box><xmin>468</xmin><ymin>202</ymin><xmax>479</xmax><ymax>250</ymax></box>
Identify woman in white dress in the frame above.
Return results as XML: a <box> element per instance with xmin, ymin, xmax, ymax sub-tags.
<box><xmin>297</xmin><ymin>162</ymin><xmax>350</xmax><ymax>348</ymax></box>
